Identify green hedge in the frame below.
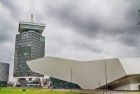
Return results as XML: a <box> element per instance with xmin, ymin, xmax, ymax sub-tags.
<box><xmin>0</xmin><ymin>81</ymin><xmax>7</xmax><ymax>87</ymax></box>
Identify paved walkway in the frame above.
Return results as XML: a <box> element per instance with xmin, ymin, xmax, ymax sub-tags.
<box><xmin>53</xmin><ymin>89</ymin><xmax>140</xmax><ymax>94</ymax></box>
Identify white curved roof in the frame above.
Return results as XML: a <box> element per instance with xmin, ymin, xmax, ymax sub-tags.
<box><xmin>27</xmin><ymin>56</ymin><xmax>140</xmax><ymax>89</ymax></box>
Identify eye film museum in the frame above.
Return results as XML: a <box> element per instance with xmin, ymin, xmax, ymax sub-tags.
<box><xmin>14</xmin><ymin>17</ymin><xmax>140</xmax><ymax>90</ymax></box>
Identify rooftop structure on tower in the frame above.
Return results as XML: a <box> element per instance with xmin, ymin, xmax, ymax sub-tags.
<box><xmin>18</xmin><ymin>15</ymin><xmax>45</xmax><ymax>34</ymax></box>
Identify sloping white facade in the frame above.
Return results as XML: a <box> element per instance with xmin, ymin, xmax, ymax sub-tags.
<box><xmin>119</xmin><ymin>58</ymin><xmax>140</xmax><ymax>75</ymax></box>
<box><xmin>27</xmin><ymin>56</ymin><xmax>140</xmax><ymax>90</ymax></box>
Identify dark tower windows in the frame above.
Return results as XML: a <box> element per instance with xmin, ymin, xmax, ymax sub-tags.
<box><xmin>14</xmin><ymin>20</ymin><xmax>46</xmax><ymax>77</ymax></box>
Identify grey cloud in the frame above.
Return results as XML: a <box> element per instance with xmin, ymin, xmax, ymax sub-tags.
<box><xmin>120</xmin><ymin>36</ymin><xmax>138</xmax><ymax>47</ymax></box>
<box><xmin>45</xmin><ymin>1</ymin><xmax>102</xmax><ymax>37</ymax></box>
<box><xmin>0</xmin><ymin>0</ymin><xmax>31</xmax><ymax>20</ymax></box>
<box><xmin>0</xmin><ymin>17</ymin><xmax>15</xmax><ymax>43</ymax></box>
<box><xmin>0</xmin><ymin>0</ymin><xmax>140</xmax><ymax>64</ymax></box>
<box><xmin>0</xmin><ymin>23</ymin><xmax>9</xmax><ymax>43</ymax></box>
<box><xmin>0</xmin><ymin>0</ymin><xmax>15</xmax><ymax>10</ymax></box>
<box><xmin>0</xmin><ymin>0</ymin><xmax>19</xmax><ymax>18</ymax></box>
<box><xmin>44</xmin><ymin>0</ymin><xmax>140</xmax><ymax>48</ymax></box>
<box><xmin>72</xmin><ymin>41</ymin><xmax>102</xmax><ymax>53</ymax></box>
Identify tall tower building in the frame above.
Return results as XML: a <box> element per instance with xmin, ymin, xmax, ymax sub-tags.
<box><xmin>14</xmin><ymin>16</ymin><xmax>46</xmax><ymax>77</ymax></box>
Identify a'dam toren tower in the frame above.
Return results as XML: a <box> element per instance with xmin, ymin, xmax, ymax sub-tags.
<box><xmin>14</xmin><ymin>15</ymin><xmax>46</xmax><ymax>77</ymax></box>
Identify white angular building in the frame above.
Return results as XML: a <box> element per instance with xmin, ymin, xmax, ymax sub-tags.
<box><xmin>27</xmin><ymin>56</ymin><xmax>140</xmax><ymax>90</ymax></box>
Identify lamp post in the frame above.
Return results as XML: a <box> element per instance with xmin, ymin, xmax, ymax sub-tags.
<box><xmin>70</xmin><ymin>66</ymin><xmax>73</xmax><ymax>92</ymax></box>
<box><xmin>105</xmin><ymin>62</ymin><xmax>108</xmax><ymax>94</ymax></box>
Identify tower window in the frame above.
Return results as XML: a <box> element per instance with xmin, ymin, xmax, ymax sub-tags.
<box><xmin>22</xmin><ymin>33</ymin><xmax>29</xmax><ymax>39</ymax></box>
<box><xmin>40</xmin><ymin>37</ymin><xmax>45</xmax><ymax>42</ymax></box>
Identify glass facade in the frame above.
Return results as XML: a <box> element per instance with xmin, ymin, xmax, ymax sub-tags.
<box><xmin>14</xmin><ymin>22</ymin><xmax>45</xmax><ymax>77</ymax></box>
<box><xmin>0</xmin><ymin>63</ymin><xmax>9</xmax><ymax>82</ymax></box>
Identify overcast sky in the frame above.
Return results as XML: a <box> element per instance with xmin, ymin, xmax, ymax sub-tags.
<box><xmin>0</xmin><ymin>0</ymin><xmax>140</xmax><ymax>79</ymax></box>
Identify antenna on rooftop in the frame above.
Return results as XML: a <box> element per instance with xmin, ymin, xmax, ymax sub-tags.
<box><xmin>31</xmin><ymin>14</ymin><xmax>34</xmax><ymax>22</ymax></box>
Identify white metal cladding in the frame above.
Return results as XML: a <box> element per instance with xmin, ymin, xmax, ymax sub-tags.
<box><xmin>27</xmin><ymin>56</ymin><xmax>129</xmax><ymax>89</ymax></box>
<box><xmin>0</xmin><ymin>62</ymin><xmax>9</xmax><ymax>81</ymax></box>
<box><xmin>119</xmin><ymin>58</ymin><xmax>140</xmax><ymax>75</ymax></box>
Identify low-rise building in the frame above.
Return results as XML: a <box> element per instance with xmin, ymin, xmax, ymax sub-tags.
<box><xmin>0</xmin><ymin>62</ymin><xmax>9</xmax><ymax>86</ymax></box>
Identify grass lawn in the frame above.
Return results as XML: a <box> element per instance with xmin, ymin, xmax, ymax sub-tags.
<box><xmin>0</xmin><ymin>88</ymin><xmax>85</xmax><ymax>94</ymax></box>
<box><xmin>1</xmin><ymin>88</ymin><xmax>140</xmax><ymax>94</ymax></box>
